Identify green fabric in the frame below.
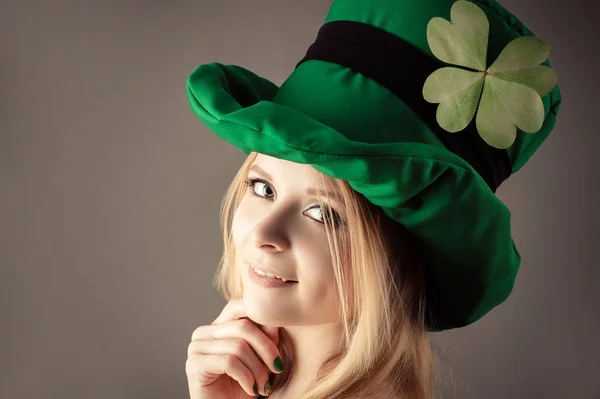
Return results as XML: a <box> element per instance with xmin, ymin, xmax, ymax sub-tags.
<box><xmin>186</xmin><ymin>0</ymin><xmax>562</xmax><ymax>331</ymax></box>
<box><xmin>324</xmin><ymin>0</ymin><xmax>561</xmax><ymax>172</ymax></box>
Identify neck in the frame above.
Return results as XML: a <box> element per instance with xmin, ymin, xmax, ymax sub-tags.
<box><xmin>268</xmin><ymin>321</ymin><xmax>343</xmax><ymax>398</ymax></box>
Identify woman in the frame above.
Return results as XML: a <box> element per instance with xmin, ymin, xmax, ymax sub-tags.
<box><xmin>188</xmin><ymin>152</ymin><xmax>433</xmax><ymax>398</ymax></box>
<box><xmin>184</xmin><ymin>0</ymin><xmax>561</xmax><ymax>397</ymax></box>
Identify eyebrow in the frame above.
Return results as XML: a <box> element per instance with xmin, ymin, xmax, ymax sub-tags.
<box><xmin>249</xmin><ymin>165</ymin><xmax>344</xmax><ymax>203</ymax></box>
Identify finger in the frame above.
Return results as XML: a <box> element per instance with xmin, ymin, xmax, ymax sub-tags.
<box><xmin>194</xmin><ymin>318</ymin><xmax>283</xmax><ymax>374</ymax></box>
<box><xmin>212</xmin><ymin>301</ymin><xmax>280</xmax><ymax>347</ymax></box>
<box><xmin>257</xmin><ymin>324</ymin><xmax>280</xmax><ymax>348</ymax></box>
<box><xmin>186</xmin><ymin>353</ymin><xmax>257</xmax><ymax>397</ymax></box>
<box><xmin>188</xmin><ymin>338</ymin><xmax>271</xmax><ymax>395</ymax></box>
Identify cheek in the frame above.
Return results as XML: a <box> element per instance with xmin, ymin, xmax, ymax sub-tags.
<box><xmin>231</xmin><ymin>202</ymin><xmax>254</xmax><ymax>248</ymax></box>
<box><xmin>297</xmin><ymin>244</ymin><xmax>343</xmax><ymax>323</ymax></box>
<box><xmin>300</xmin><ymin>240</ymin><xmax>336</xmax><ymax>292</ymax></box>
<box><xmin>304</xmin><ymin>237</ymin><xmax>349</xmax><ymax>308</ymax></box>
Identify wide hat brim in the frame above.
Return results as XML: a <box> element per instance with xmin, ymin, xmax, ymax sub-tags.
<box><xmin>188</xmin><ymin>62</ymin><xmax>525</xmax><ymax>331</ymax></box>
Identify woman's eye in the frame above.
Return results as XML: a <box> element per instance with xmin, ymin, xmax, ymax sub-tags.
<box><xmin>305</xmin><ymin>206</ymin><xmax>342</xmax><ymax>227</ymax></box>
<box><xmin>246</xmin><ymin>178</ymin><xmax>343</xmax><ymax>227</ymax></box>
<box><xmin>246</xmin><ymin>178</ymin><xmax>274</xmax><ymax>198</ymax></box>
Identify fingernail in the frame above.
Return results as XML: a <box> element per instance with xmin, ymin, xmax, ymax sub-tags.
<box><xmin>274</xmin><ymin>356</ymin><xmax>284</xmax><ymax>372</ymax></box>
<box><xmin>253</xmin><ymin>381</ymin><xmax>258</xmax><ymax>395</ymax></box>
<box><xmin>264</xmin><ymin>380</ymin><xmax>273</xmax><ymax>396</ymax></box>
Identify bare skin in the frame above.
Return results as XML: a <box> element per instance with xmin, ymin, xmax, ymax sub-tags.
<box><xmin>186</xmin><ymin>299</ymin><xmax>282</xmax><ymax>399</ymax></box>
<box><xmin>187</xmin><ymin>155</ymin><xmax>395</xmax><ymax>397</ymax></box>
<box><xmin>232</xmin><ymin>155</ymin><xmax>347</xmax><ymax>395</ymax></box>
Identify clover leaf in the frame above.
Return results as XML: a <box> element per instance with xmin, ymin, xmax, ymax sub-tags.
<box><xmin>422</xmin><ymin>0</ymin><xmax>558</xmax><ymax>149</ymax></box>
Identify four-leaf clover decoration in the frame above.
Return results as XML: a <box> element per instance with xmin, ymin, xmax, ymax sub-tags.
<box><xmin>422</xmin><ymin>0</ymin><xmax>558</xmax><ymax>149</ymax></box>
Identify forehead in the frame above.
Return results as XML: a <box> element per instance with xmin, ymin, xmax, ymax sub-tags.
<box><xmin>251</xmin><ymin>154</ymin><xmax>326</xmax><ymax>185</ymax></box>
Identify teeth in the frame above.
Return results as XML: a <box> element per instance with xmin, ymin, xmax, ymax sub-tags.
<box><xmin>252</xmin><ymin>266</ymin><xmax>291</xmax><ymax>282</ymax></box>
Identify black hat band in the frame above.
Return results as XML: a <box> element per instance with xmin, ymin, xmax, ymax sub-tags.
<box><xmin>296</xmin><ymin>20</ymin><xmax>512</xmax><ymax>193</ymax></box>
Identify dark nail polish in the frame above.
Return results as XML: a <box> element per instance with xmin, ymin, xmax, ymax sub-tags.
<box><xmin>264</xmin><ymin>380</ymin><xmax>273</xmax><ymax>395</ymax></box>
<box><xmin>253</xmin><ymin>381</ymin><xmax>258</xmax><ymax>395</ymax></box>
<box><xmin>274</xmin><ymin>356</ymin><xmax>284</xmax><ymax>372</ymax></box>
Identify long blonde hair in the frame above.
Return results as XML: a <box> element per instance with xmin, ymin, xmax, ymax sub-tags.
<box><xmin>213</xmin><ymin>152</ymin><xmax>437</xmax><ymax>398</ymax></box>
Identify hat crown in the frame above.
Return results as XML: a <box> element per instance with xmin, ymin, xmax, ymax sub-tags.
<box><xmin>272</xmin><ymin>0</ymin><xmax>560</xmax><ymax>183</ymax></box>
<box><xmin>324</xmin><ymin>0</ymin><xmax>519</xmax><ymax>66</ymax></box>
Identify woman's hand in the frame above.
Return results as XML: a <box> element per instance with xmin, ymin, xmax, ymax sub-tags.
<box><xmin>186</xmin><ymin>299</ymin><xmax>283</xmax><ymax>399</ymax></box>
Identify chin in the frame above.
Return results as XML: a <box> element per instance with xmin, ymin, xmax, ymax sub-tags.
<box><xmin>242</xmin><ymin>295</ymin><xmax>271</xmax><ymax>322</ymax></box>
<box><xmin>241</xmin><ymin>295</ymin><xmax>288</xmax><ymax>327</ymax></box>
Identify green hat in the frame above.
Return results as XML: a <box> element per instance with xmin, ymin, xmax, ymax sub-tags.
<box><xmin>186</xmin><ymin>0</ymin><xmax>561</xmax><ymax>331</ymax></box>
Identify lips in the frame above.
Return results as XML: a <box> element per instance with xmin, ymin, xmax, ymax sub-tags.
<box><xmin>246</xmin><ymin>262</ymin><xmax>298</xmax><ymax>283</ymax></box>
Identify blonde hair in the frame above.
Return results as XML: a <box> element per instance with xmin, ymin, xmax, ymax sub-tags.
<box><xmin>214</xmin><ymin>152</ymin><xmax>437</xmax><ymax>399</ymax></box>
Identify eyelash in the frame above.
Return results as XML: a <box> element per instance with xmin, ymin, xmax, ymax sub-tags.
<box><xmin>245</xmin><ymin>177</ymin><xmax>344</xmax><ymax>228</ymax></box>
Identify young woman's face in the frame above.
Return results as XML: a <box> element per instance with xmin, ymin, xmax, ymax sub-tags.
<box><xmin>232</xmin><ymin>153</ymin><xmax>347</xmax><ymax>327</ymax></box>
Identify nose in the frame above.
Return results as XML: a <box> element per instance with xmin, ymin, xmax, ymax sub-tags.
<box><xmin>249</xmin><ymin>206</ymin><xmax>292</xmax><ymax>252</ymax></box>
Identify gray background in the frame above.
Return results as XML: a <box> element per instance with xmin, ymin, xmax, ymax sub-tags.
<box><xmin>1</xmin><ymin>0</ymin><xmax>598</xmax><ymax>398</ymax></box>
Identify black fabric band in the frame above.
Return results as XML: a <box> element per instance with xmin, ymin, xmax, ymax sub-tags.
<box><xmin>295</xmin><ymin>20</ymin><xmax>512</xmax><ymax>193</ymax></box>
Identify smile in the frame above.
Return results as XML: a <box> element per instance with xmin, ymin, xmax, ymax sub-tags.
<box><xmin>246</xmin><ymin>263</ymin><xmax>298</xmax><ymax>285</ymax></box>
<box><xmin>250</xmin><ymin>265</ymin><xmax>297</xmax><ymax>282</ymax></box>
